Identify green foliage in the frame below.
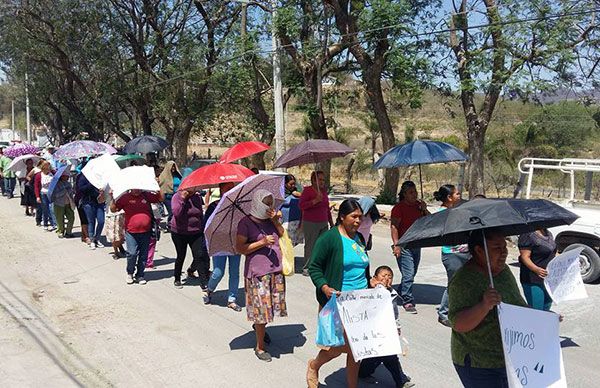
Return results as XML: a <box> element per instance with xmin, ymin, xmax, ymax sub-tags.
<box><xmin>376</xmin><ymin>187</ymin><xmax>397</xmax><ymax>205</ymax></box>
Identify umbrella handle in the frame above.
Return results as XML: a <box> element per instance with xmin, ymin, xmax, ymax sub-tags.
<box><xmin>482</xmin><ymin>230</ymin><xmax>495</xmax><ymax>288</ymax></box>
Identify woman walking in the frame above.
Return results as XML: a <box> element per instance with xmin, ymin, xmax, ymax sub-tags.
<box><xmin>518</xmin><ymin>229</ymin><xmax>557</xmax><ymax>311</ymax></box>
<box><xmin>307</xmin><ymin>199</ymin><xmax>374</xmax><ymax>388</ymax></box>
<box><xmin>158</xmin><ymin>160</ymin><xmax>182</xmax><ymax>227</ymax></box>
<box><xmin>390</xmin><ymin>181</ymin><xmax>430</xmax><ymax>314</ymax></box>
<box><xmin>204</xmin><ymin>182</ymin><xmax>241</xmax><ymax>311</ymax></box>
<box><xmin>104</xmin><ymin>194</ymin><xmax>126</xmax><ymax>260</ymax></box>
<box><xmin>449</xmin><ymin>230</ymin><xmax>527</xmax><ymax>387</ymax></box>
<box><xmin>36</xmin><ymin>161</ymin><xmax>56</xmax><ymax>231</ymax></box>
<box><xmin>434</xmin><ymin>184</ymin><xmax>470</xmax><ymax>327</ymax></box>
<box><xmin>20</xmin><ymin>158</ymin><xmax>36</xmax><ymax>216</ymax></box>
<box><xmin>51</xmin><ymin>172</ymin><xmax>75</xmax><ymax>238</ymax></box>
<box><xmin>299</xmin><ymin>171</ymin><xmax>333</xmax><ymax>275</ymax></box>
<box><xmin>78</xmin><ymin>173</ymin><xmax>105</xmax><ymax>249</ymax></box>
<box><xmin>235</xmin><ymin>190</ymin><xmax>287</xmax><ymax>362</ymax></box>
<box><xmin>170</xmin><ymin>187</ymin><xmax>210</xmax><ymax>289</ymax></box>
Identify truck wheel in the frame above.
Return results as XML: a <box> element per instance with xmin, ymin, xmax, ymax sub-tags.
<box><xmin>563</xmin><ymin>243</ymin><xmax>600</xmax><ymax>283</ymax></box>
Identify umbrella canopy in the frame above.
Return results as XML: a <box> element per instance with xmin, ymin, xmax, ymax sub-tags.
<box><xmin>113</xmin><ymin>154</ymin><xmax>145</xmax><ymax>168</ymax></box>
<box><xmin>108</xmin><ymin>165</ymin><xmax>160</xmax><ymax>200</ymax></box>
<box><xmin>3</xmin><ymin>143</ymin><xmax>38</xmax><ymax>158</ymax></box>
<box><xmin>6</xmin><ymin>154</ymin><xmax>42</xmax><ymax>176</ymax></box>
<box><xmin>204</xmin><ymin>174</ymin><xmax>285</xmax><ymax>256</ymax></box>
<box><xmin>123</xmin><ymin>135</ymin><xmax>169</xmax><ymax>154</ymax></box>
<box><xmin>218</xmin><ymin>141</ymin><xmax>270</xmax><ymax>164</ymax></box>
<box><xmin>179</xmin><ymin>162</ymin><xmax>255</xmax><ymax>192</ymax></box>
<box><xmin>373</xmin><ymin>140</ymin><xmax>469</xmax><ymax>197</ymax></box>
<box><xmin>374</xmin><ymin>140</ymin><xmax>468</xmax><ymax>168</ymax></box>
<box><xmin>47</xmin><ymin>164</ymin><xmax>72</xmax><ymax>200</ymax></box>
<box><xmin>55</xmin><ymin>141</ymin><xmax>106</xmax><ymax>159</ymax></box>
<box><xmin>273</xmin><ymin>139</ymin><xmax>354</xmax><ymax>168</ymax></box>
<box><xmin>82</xmin><ymin>154</ymin><xmax>121</xmax><ymax>190</ymax></box>
<box><xmin>99</xmin><ymin>142</ymin><xmax>118</xmax><ymax>155</ymax></box>
<box><xmin>398</xmin><ymin>198</ymin><xmax>579</xmax><ymax>249</ymax></box>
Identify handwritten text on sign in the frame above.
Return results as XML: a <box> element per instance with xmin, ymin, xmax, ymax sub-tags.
<box><xmin>498</xmin><ymin>303</ymin><xmax>566</xmax><ymax>388</ymax></box>
<box><xmin>336</xmin><ymin>288</ymin><xmax>402</xmax><ymax>361</ymax></box>
<box><xmin>544</xmin><ymin>247</ymin><xmax>588</xmax><ymax>303</ymax></box>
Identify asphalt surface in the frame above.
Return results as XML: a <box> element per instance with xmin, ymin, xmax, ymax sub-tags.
<box><xmin>0</xmin><ymin>197</ymin><xmax>599</xmax><ymax>387</ymax></box>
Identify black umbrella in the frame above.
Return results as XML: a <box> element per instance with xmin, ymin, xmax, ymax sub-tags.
<box><xmin>398</xmin><ymin>199</ymin><xmax>579</xmax><ymax>286</ymax></box>
<box><xmin>123</xmin><ymin>135</ymin><xmax>169</xmax><ymax>154</ymax></box>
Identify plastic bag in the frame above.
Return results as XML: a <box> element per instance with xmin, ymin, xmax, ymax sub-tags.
<box><xmin>280</xmin><ymin>229</ymin><xmax>295</xmax><ymax>276</ymax></box>
<box><xmin>316</xmin><ymin>294</ymin><xmax>345</xmax><ymax>347</ymax></box>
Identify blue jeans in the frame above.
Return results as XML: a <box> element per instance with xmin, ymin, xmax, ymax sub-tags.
<box><xmin>163</xmin><ymin>196</ymin><xmax>173</xmax><ymax>225</ymax></box>
<box><xmin>439</xmin><ymin>252</ymin><xmax>471</xmax><ymax>320</ymax></box>
<box><xmin>522</xmin><ymin>283</ymin><xmax>553</xmax><ymax>311</ymax></box>
<box><xmin>455</xmin><ymin>355</ymin><xmax>508</xmax><ymax>388</ymax></box>
<box><xmin>4</xmin><ymin>177</ymin><xmax>16</xmax><ymax>198</ymax></box>
<box><xmin>41</xmin><ymin>194</ymin><xmax>56</xmax><ymax>227</ymax></box>
<box><xmin>207</xmin><ymin>255</ymin><xmax>241</xmax><ymax>303</ymax></box>
<box><xmin>125</xmin><ymin>231</ymin><xmax>151</xmax><ymax>277</ymax></box>
<box><xmin>396</xmin><ymin>248</ymin><xmax>421</xmax><ymax>305</ymax></box>
<box><xmin>83</xmin><ymin>203</ymin><xmax>105</xmax><ymax>242</ymax></box>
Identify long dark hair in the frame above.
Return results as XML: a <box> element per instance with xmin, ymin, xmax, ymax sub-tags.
<box><xmin>398</xmin><ymin>181</ymin><xmax>416</xmax><ymax>201</ymax></box>
<box><xmin>433</xmin><ymin>184</ymin><xmax>456</xmax><ymax>203</ymax></box>
<box><xmin>285</xmin><ymin>174</ymin><xmax>296</xmax><ymax>185</ymax></box>
<box><xmin>336</xmin><ymin>199</ymin><xmax>362</xmax><ymax>225</ymax></box>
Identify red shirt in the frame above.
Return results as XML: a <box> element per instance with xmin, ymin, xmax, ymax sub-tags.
<box><xmin>116</xmin><ymin>192</ymin><xmax>160</xmax><ymax>233</ymax></box>
<box><xmin>298</xmin><ymin>186</ymin><xmax>330</xmax><ymax>223</ymax></box>
<box><xmin>391</xmin><ymin>201</ymin><xmax>423</xmax><ymax>239</ymax></box>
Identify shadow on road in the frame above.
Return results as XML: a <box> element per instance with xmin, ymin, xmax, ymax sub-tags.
<box><xmin>411</xmin><ymin>283</ymin><xmax>445</xmax><ymax>305</ymax></box>
<box><xmin>229</xmin><ymin>323</ymin><xmax>307</xmax><ymax>358</ymax></box>
<box><xmin>560</xmin><ymin>336</ymin><xmax>580</xmax><ymax>348</ymax></box>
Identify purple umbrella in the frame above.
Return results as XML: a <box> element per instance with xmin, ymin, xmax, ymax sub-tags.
<box><xmin>55</xmin><ymin>140</ymin><xmax>106</xmax><ymax>159</ymax></box>
<box><xmin>204</xmin><ymin>174</ymin><xmax>285</xmax><ymax>256</ymax></box>
<box><xmin>273</xmin><ymin>139</ymin><xmax>354</xmax><ymax>168</ymax></box>
<box><xmin>3</xmin><ymin>143</ymin><xmax>38</xmax><ymax>158</ymax></box>
<box><xmin>99</xmin><ymin>142</ymin><xmax>118</xmax><ymax>155</ymax></box>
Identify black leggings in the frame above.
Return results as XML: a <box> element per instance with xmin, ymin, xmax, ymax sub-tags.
<box><xmin>171</xmin><ymin>232</ymin><xmax>210</xmax><ymax>284</ymax></box>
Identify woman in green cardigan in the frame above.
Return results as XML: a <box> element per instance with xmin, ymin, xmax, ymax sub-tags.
<box><xmin>307</xmin><ymin>199</ymin><xmax>378</xmax><ymax>388</ymax></box>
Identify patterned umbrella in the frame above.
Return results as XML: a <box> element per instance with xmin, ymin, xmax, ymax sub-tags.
<box><xmin>3</xmin><ymin>143</ymin><xmax>38</xmax><ymax>158</ymax></box>
<box><xmin>99</xmin><ymin>142</ymin><xmax>118</xmax><ymax>155</ymax></box>
<box><xmin>55</xmin><ymin>141</ymin><xmax>106</xmax><ymax>159</ymax></box>
<box><xmin>273</xmin><ymin>139</ymin><xmax>354</xmax><ymax>168</ymax></box>
<box><xmin>204</xmin><ymin>174</ymin><xmax>285</xmax><ymax>256</ymax></box>
<box><xmin>123</xmin><ymin>136</ymin><xmax>169</xmax><ymax>154</ymax></box>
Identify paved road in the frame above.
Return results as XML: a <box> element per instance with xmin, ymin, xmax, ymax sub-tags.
<box><xmin>0</xmin><ymin>198</ymin><xmax>599</xmax><ymax>387</ymax></box>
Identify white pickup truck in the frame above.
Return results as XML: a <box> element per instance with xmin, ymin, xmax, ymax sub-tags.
<box><xmin>518</xmin><ymin>158</ymin><xmax>600</xmax><ymax>283</ymax></box>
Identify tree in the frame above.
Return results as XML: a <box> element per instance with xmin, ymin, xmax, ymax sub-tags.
<box><xmin>445</xmin><ymin>0</ymin><xmax>598</xmax><ymax>196</ymax></box>
<box><xmin>325</xmin><ymin>0</ymin><xmax>436</xmax><ymax>196</ymax></box>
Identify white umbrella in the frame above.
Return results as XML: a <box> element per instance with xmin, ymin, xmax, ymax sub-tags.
<box><xmin>6</xmin><ymin>154</ymin><xmax>42</xmax><ymax>176</ymax></box>
<box><xmin>108</xmin><ymin>165</ymin><xmax>160</xmax><ymax>200</ymax></box>
<box><xmin>82</xmin><ymin>154</ymin><xmax>121</xmax><ymax>190</ymax></box>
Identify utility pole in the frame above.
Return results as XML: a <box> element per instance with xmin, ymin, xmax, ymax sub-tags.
<box><xmin>11</xmin><ymin>100</ymin><xmax>15</xmax><ymax>137</ymax></box>
<box><xmin>25</xmin><ymin>72</ymin><xmax>31</xmax><ymax>142</ymax></box>
<box><xmin>271</xmin><ymin>0</ymin><xmax>285</xmax><ymax>163</ymax></box>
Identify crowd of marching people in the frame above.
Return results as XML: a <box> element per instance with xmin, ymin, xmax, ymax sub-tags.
<box><xmin>0</xmin><ymin>141</ymin><xmax>567</xmax><ymax>388</ymax></box>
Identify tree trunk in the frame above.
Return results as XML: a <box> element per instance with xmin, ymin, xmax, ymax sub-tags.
<box><xmin>466</xmin><ymin>121</ymin><xmax>486</xmax><ymax>197</ymax></box>
<box><xmin>363</xmin><ymin>69</ymin><xmax>398</xmax><ymax>196</ymax></box>
<box><xmin>172</xmin><ymin>119</ymin><xmax>193</xmax><ymax>167</ymax></box>
<box><xmin>345</xmin><ymin>157</ymin><xmax>355</xmax><ymax>193</ymax></box>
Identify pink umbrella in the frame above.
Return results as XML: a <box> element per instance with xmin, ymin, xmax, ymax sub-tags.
<box><xmin>3</xmin><ymin>143</ymin><xmax>39</xmax><ymax>158</ymax></box>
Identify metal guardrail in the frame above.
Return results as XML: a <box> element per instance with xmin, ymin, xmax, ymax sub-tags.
<box><xmin>518</xmin><ymin>158</ymin><xmax>600</xmax><ymax>201</ymax></box>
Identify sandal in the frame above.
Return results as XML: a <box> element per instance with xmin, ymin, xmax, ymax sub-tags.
<box><xmin>252</xmin><ymin>323</ymin><xmax>271</xmax><ymax>344</ymax></box>
<box><xmin>254</xmin><ymin>348</ymin><xmax>272</xmax><ymax>362</ymax></box>
<box><xmin>227</xmin><ymin>302</ymin><xmax>242</xmax><ymax>312</ymax></box>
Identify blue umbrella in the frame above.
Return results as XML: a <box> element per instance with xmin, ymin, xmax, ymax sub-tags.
<box><xmin>374</xmin><ymin>140</ymin><xmax>469</xmax><ymax>197</ymax></box>
<box><xmin>47</xmin><ymin>165</ymin><xmax>71</xmax><ymax>200</ymax></box>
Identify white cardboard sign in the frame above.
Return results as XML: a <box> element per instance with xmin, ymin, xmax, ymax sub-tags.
<box><xmin>336</xmin><ymin>288</ymin><xmax>402</xmax><ymax>361</ymax></box>
<box><xmin>544</xmin><ymin>247</ymin><xmax>588</xmax><ymax>303</ymax></box>
<box><xmin>498</xmin><ymin>303</ymin><xmax>566</xmax><ymax>388</ymax></box>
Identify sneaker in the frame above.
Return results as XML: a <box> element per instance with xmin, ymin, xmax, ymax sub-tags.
<box><xmin>95</xmin><ymin>241</ymin><xmax>105</xmax><ymax>248</ymax></box>
<box><xmin>174</xmin><ymin>280</ymin><xmax>183</xmax><ymax>289</ymax></box>
<box><xmin>126</xmin><ymin>274</ymin><xmax>134</xmax><ymax>284</ymax></box>
<box><xmin>137</xmin><ymin>277</ymin><xmax>147</xmax><ymax>285</ymax></box>
<box><xmin>88</xmin><ymin>243</ymin><xmax>96</xmax><ymax>250</ymax></box>
<box><xmin>202</xmin><ymin>290</ymin><xmax>212</xmax><ymax>304</ymax></box>
<box><xmin>47</xmin><ymin>226</ymin><xmax>56</xmax><ymax>232</ymax></box>
<box><xmin>302</xmin><ymin>268</ymin><xmax>309</xmax><ymax>276</ymax></box>
<box><xmin>438</xmin><ymin>317</ymin><xmax>452</xmax><ymax>327</ymax></box>
<box><xmin>254</xmin><ymin>349</ymin><xmax>272</xmax><ymax>362</ymax></box>
<box><xmin>57</xmin><ymin>234</ymin><xmax>64</xmax><ymax>239</ymax></box>
<box><xmin>402</xmin><ymin>382</ymin><xmax>416</xmax><ymax>388</ymax></box>
<box><xmin>403</xmin><ymin>303</ymin><xmax>417</xmax><ymax>314</ymax></box>
<box><xmin>43</xmin><ymin>226</ymin><xmax>48</xmax><ymax>231</ymax></box>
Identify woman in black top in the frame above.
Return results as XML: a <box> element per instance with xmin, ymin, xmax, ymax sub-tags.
<box><xmin>517</xmin><ymin>229</ymin><xmax>557</xmax><ymax>311</ymax></box>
